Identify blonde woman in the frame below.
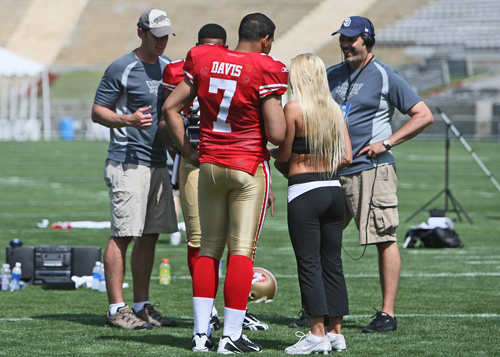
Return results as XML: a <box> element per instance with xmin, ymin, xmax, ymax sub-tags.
<box><xmin>269</xmin><ymin>53</ymin><xmax>352</xmax><ymax>354</ymax></box>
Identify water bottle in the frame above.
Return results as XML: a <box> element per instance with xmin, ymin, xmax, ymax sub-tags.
<box><xmin>1</xmin><ymin>264</ymin><xmax>11</xmax><ymax>291</ymax></box>
<box><xmin>10</xmin><ymin>262</ymin><xmax>22</xmax><ymax>291</ymax></box>
<box><xmin>92</xmin><ymin>261</ymin><xmax>101</xmax><ymax>290</ymax></box>
<box><xmin>219</xmin><ymin>260</ymin><xmax>223</xmax><ymax>278</ymax></box>
<box><xmin>159</xmin><ymin>258</ymin><xmax>171</xmax><ymax>285</ymax></box>
<box><xmin>98</xmin><ymin>264</ymin><xmax>106</xmax><ymax>292</ymax></box>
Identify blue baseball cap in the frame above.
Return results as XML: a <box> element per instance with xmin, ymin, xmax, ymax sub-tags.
<box><xmin>332</xmin><ymin>16</ymin><xmax>373</xmax><ymax>37</ymax></box>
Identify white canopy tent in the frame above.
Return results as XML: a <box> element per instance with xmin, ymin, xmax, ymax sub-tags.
<box><xmin>0</xmin><ymin>47</ymin><xmax>51</xmax><ymax>141</ymax></box>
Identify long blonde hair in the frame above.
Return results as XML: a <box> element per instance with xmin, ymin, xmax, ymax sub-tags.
<box><xmin>290</xmin><ymin>53</ymin><xmax>346</xmax><ymax>174</ymax></box>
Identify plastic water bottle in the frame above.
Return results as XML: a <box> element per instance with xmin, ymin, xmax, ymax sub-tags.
<box><xmin>1</xmin><ymin>264</ymin><xmax>11</xmax><ymax>291</ymax></box>
<box><xmin>92</xmin><ymin>261</ymin><xmax>101</xmax><ymax>290</ymax></box>
<box><xmin>98</xmin><ymin>264</ymin><xmax>106</xmax><ymax>292</ymax></box>
<box><xmin>10</xmin><ymin>262</ymin><xmax>22</xmax><ymax>291</ymax></box>
<box><xmin>159</xmin><ymin>258</ymin><xmax>171</xmax><ymax>285</ymax></box>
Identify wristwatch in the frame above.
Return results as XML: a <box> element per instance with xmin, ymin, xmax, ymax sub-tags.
<box><xmin>383</xmin><ymin>139</ymin><xmax>392</xmax><ymax>150</ymax></box>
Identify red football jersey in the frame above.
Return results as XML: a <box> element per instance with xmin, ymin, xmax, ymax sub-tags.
<box><xmin>162</xmin><ymin>59</ymin><xmax>186</xmax><ymax>90</ymax></box>
<box><xmin>183</xmin><ymin>44</ymin><xmax>289</xmax><ymax>175</ymax></box>
<box><xmin>163</xmin><ymin>58</ymin><xmax>193</xmax><ymax>117</ymax></box>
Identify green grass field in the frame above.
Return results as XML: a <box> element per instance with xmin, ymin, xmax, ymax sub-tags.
<box><xmin>50</xmin><ymin>71</ymin><xmax>105</xmax><ymax>100</ymax></box>
<box><xmin>0</xmin><ymin>139</ymin><xmax>499</xmax><ymax>356</ymax></box>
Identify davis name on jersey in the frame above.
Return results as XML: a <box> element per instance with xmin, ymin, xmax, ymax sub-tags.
<box><xmin>211</xmin><ymin>62</ymin><xmax>243</xmax><ymax>77</ymax></box>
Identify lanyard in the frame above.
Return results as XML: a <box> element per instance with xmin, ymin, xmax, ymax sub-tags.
<box><xmin>343</xmin><ymin>54</ymin><xmax>374</xmax><ymax>105</ymax></box>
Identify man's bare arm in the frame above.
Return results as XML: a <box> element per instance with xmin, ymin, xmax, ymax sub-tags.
<box><xmin>390</xmin><ymin>101</ymin><xmax>434</xmax><ymax>146</ymax></box>
<box><xmin>91</xmin><ymin>103</ymin><xmax>153</xmax><ymax>130</ymax></box>
<box><xmin>261</xmin><ymin>94</ymin><xmax>286</xmax><ymax>146</ymax></box>
<box><xmin>358</xmin><ymin>101</ymin><xmax>434</xmax><ymax>158</ymax></box>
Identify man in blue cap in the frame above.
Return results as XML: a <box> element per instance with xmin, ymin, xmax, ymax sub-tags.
<box><xmin>326</xmin><ymin>16</ymin><xmax>434</xmax><ymax>334</ymax></box>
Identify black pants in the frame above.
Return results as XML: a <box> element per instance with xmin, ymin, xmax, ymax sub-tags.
<box><xmin>288</xmin><ymin>172</ymin><xmax>349</xmax><ymax>318</ymax></box>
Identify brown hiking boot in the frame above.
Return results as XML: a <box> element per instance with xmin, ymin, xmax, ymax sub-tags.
<box><xmin>134</xmin><ymin>302</ymin><xmax>178</xmax><ymax>327</ymax></box>
<box><xmin>105</xmin><ymin>305</ymin><xmax>153</xmax><ymax>330</ymax></box>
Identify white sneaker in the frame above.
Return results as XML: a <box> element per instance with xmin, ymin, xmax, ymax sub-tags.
<box><xmin>217</xmin><ymin>334</ymin><xmax>262</xmax><ymax>354</ymax></box>
<box><xmin>326</xmin><ymin>332</ymin><xmax>347</xmax><ymax>351</ymax></box>
<box><xmin>170</xmin><ymin>231</ymin><xmax>181</xmax><ymax>245</ymax></box>
<box><xmin>285</xmin><ymin>331</ymin><xmax>331</xmax><ymax>355</ymax></box>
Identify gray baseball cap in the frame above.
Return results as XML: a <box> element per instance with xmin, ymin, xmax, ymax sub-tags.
<box><xmin>137</xmin><ymin>9</ymin><xmax>175</xmax><ymax>37</ymax></box>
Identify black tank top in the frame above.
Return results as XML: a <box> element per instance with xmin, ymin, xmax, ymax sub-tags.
<box><xmin>292</xmin><ymin>137</ymin><xmax>310</xmax><ymax>155</ymax></box>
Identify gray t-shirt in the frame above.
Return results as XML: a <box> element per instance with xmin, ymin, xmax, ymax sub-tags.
<box><xmin>326</xmin><ymin>58</ymin><xmax>421</xmax><ymax>176</ymax></box>
<box><xmin>94</xmin><ymin>51</ymin><xmax>171</xmax><ymax>167</ymax></box>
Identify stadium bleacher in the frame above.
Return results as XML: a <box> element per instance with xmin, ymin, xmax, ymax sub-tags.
<box><xmin>55</xmin><ymin>0</ymin><xmax>325</xmax><ymax>69</ymax></box>
<box><xmin>1</xmin><ymin>0</ymin><xmax>435</xmax><ymax>70</ymax></box>
<box><xmin>3</xmin><ymin>0</ymin><xmax>498</xmax><ymax>70</ymax></box>
<box><xmin>0</xmin><ymin>0</ymin><xmax>32</xmax><ymax>46</ymax></box>
<box><xmin>377</xmin><ymin>0</ymin><xmax>500</xmax><ymax>49</ymax></box>
<box><xmin>4</xmin><ymin>0</ymin><xmax>88</xmax><ymax>66</ymax></box>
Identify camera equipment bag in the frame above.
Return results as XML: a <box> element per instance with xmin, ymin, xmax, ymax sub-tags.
<box><xmin>404</xmin><ymin>227</ymin><xmax>462</xmax><ymax>248</ymax></box>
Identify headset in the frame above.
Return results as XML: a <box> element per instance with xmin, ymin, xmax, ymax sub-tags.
<box><xmin>361</xmin><ymin>17</ymin><xmax>376</xmax><ymax>48</ymax></box>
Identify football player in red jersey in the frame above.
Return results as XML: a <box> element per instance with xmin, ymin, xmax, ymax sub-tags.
<box><xmin>162</xmin><ymin>24</ymin><xmax>270</xmax><ymax>335</ymax></box>
<box><xmin>162</xmin><ymin>24</ymin><xmax>228</xmax><ymax>281</ymax></box>
<box><xmin>163</xmin><ymin>13</ymin><xmax>288</xmax><ymax>354</ymax></box>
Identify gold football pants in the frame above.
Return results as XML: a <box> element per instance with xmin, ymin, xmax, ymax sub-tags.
<box><xmin>179</xmin><ymin>156</ymin><xmax>201</xmax><ymax>248</ymax></box>
<box><xmin>198</xmin><ymin>162</ymin><xmax>270</xmax><ymax>261</ymax></box>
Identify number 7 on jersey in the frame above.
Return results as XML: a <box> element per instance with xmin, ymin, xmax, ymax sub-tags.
<box><xmin>209</xmin><ymin>77</ymin><xmax>236</xmax><ymax>133</ymax></box>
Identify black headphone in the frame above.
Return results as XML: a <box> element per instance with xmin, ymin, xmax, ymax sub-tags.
<box><xmin>361</xmin><ymin>17</ymin><xmax>376</xmax><ymax>47</ymax></box>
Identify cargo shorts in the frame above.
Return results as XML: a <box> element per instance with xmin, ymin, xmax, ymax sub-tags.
<box><xmin>339</xmin><ymin>164</ymin><xmax>399</xmax><ymax>245</ymax></box>
<box><xmin>103</xmin><ymin>159</ymin><xmax>178</xmax><ymax>237</ymax></box>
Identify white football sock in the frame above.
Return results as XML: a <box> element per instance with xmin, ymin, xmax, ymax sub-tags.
<box><xmin>193</xmin><ymin>297</ymin><xmax>214</xmax><ymax>336</ymax></box>
<box><xmin>223</xmin><ymin>307</ymin><xmax>246</xmax><ymax>341</ymax></box>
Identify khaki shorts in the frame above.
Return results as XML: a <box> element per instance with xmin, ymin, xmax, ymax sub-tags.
<box><xmin>339</xmin><ymin>164</ymin><xmax>399</xmax><ymax>245</ymax></box>
<box><xmin>103</xmin><ymin>159</ymin><xmax>178</xmax><ymax>237</ymax></box>
<box><xmin>198</xmin><ymin>162</ymin><xmax>270</xmax><ymax>260</ymax></box>
<box><xmin>179</xmin><ymin>156</ymin><xmax>201</xmax><ymax>248</ymax></box>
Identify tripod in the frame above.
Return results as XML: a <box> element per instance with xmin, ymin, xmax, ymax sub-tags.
<box><xmin>405</xmin><ymin>109</ymin><xmax>473</xmax><ymax>224</ymax></box>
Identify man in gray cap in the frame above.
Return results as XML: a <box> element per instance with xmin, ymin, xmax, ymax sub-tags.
<box><xmin>91</xmin><ymin>9</ymin><xmax>178</xmax><ymax>330</ymax></box>
<box><xmin>326</xmin><ymin>16</ymin><xmax>433</xmax><ymax>334</ymax></box>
